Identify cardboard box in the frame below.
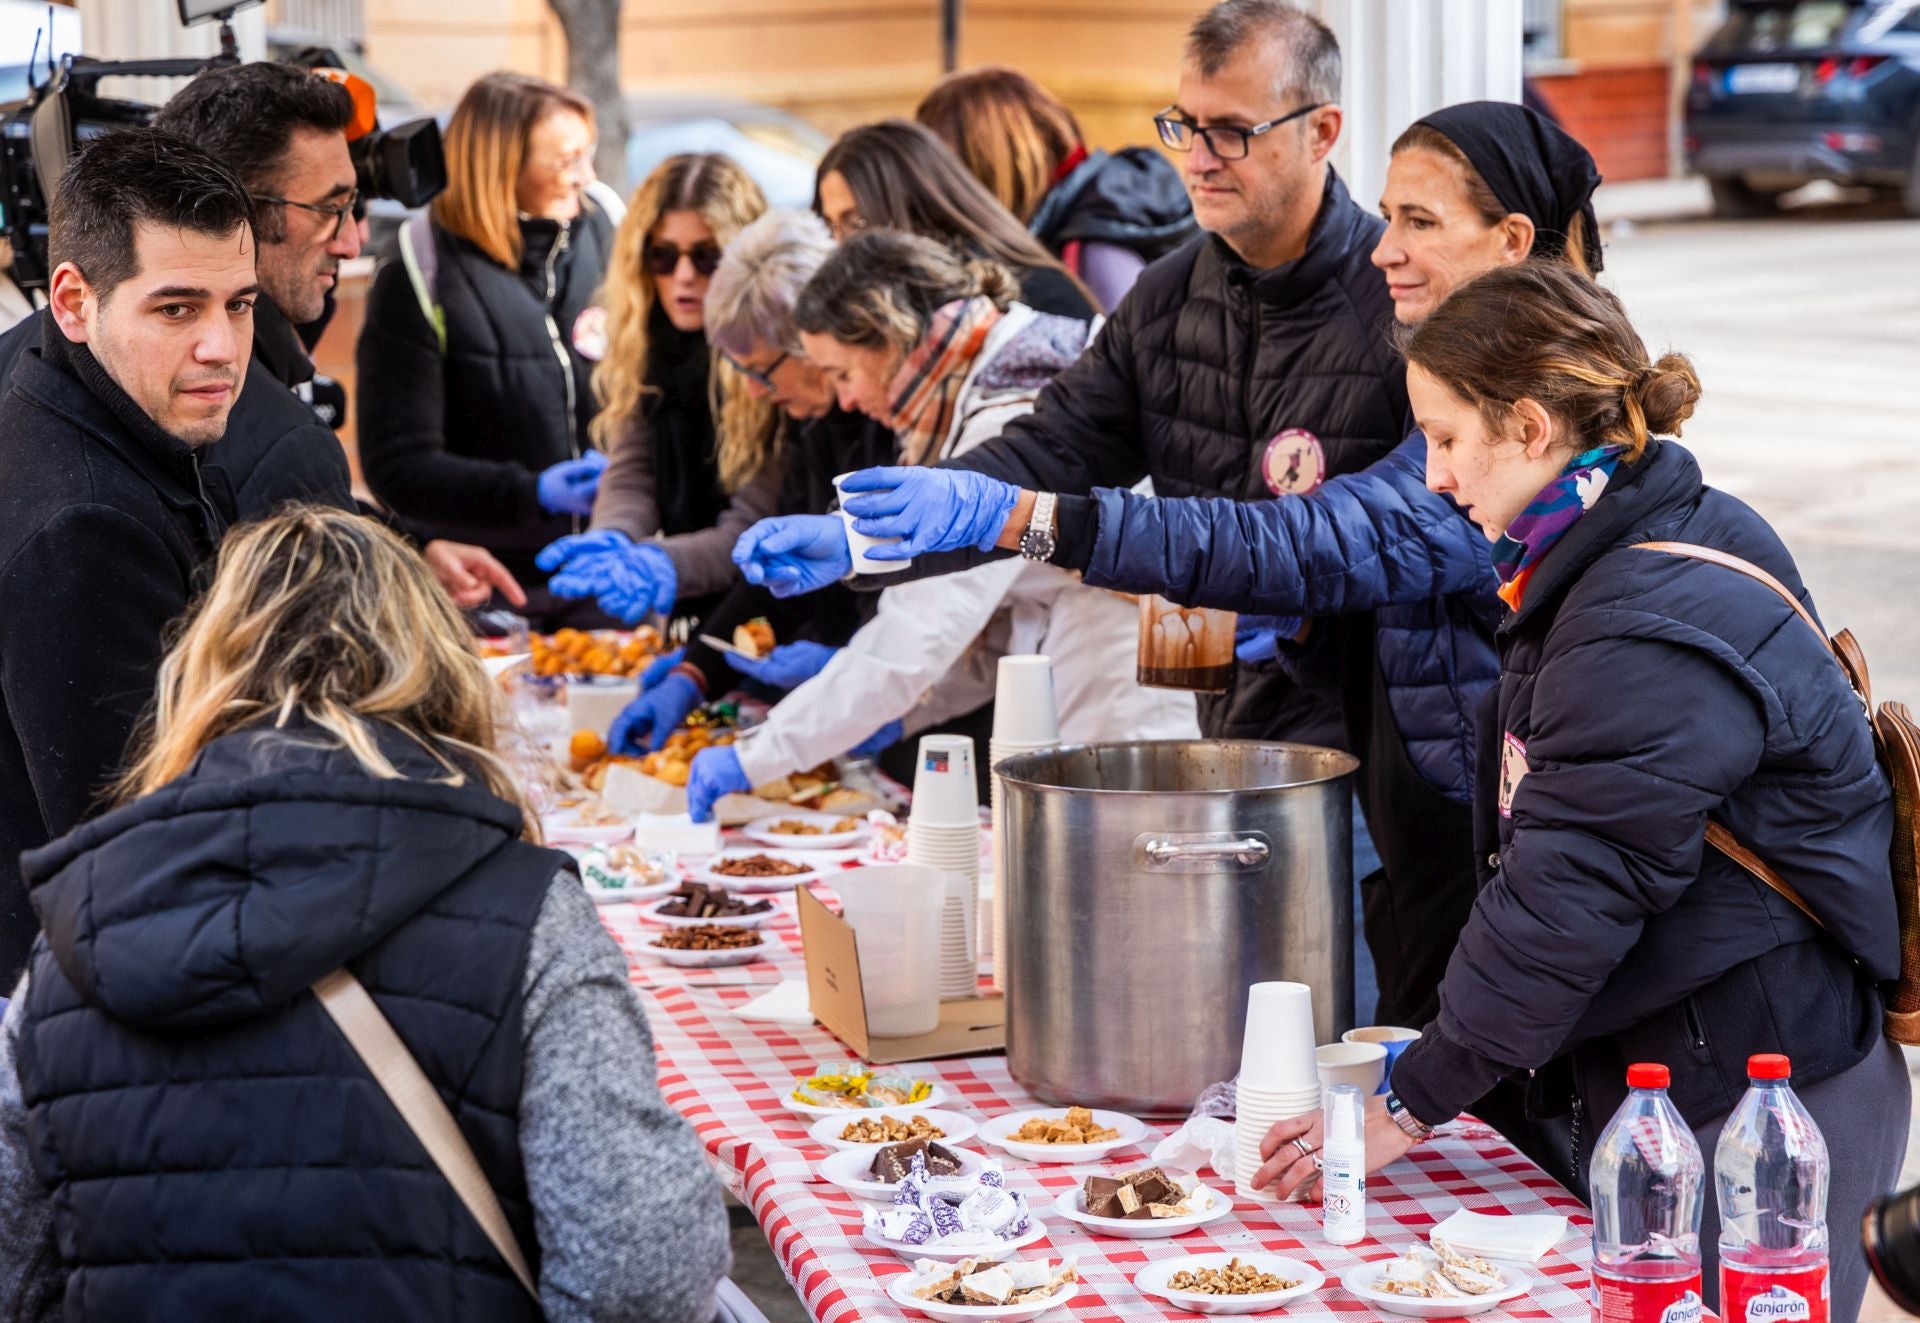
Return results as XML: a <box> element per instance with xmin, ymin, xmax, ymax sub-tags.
<box><xmin>796</xmin><ymin>887</ymin><xmax>1004</xmax><ymax>1063</ymax></box>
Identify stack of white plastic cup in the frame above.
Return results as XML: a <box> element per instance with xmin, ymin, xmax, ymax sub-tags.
<box><xmin>986</xmin><ymin>656</ymin><xmax>1059</xmax><ymax>990</ymax></box>
<box><xmin>906</xmin><ymin>734</ymin><xmax>983</xmax><ymax>1000</ymax></box>
<box><xmin>1233</xmin><ymin>981</ymin><xmax>1322</xmax><ymax>1201</ymax></box>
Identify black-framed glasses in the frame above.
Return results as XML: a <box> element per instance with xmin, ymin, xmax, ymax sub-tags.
<box><xmin>722</xmin><ymin>348</ymin><xmax>789</xmax><ymax>390</ymax></box>
<box><xmin>250</xmin><ymin>188</ymin><xmax>359</xmax><ymax>241</ymax></box>
<box><xmin>644</xmin><ymin>242</ymin><xmax>724</xmax><ymax>278</ymax></box>
<box><xmin>1153</xmin><ymin>103</ymin><xmax>1325</xmax><ymax>160</ymax></box>
<box><xmin>827</xmin><ymin>212</ymin><xmax>868</xmax><ymax>243</ymax></box>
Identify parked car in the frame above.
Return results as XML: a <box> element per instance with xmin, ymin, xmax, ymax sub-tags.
<box><xmin>1686</xmin><ymin>0</ymin><xmax>1920</xmax><ymax>216</ymax></box>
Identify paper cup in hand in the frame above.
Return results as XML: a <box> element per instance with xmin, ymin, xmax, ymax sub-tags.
<box><xmin>1236</xmin><ymin>981</ymin><xmax>1318</xmax><ymax>1092</ymax></box>
<box><xmin>991</xmin><ymin>654</ymin><xmax>1059</xmax><ymax>744</ymax></box>
<box><xmin>910</xmin><ymin>735</ymin><xmax>979</xmax><ymax>827</ymax></box>
<box><xmin>834</xmin><ymin>472</ymin><xmax>909</xmax><ymax>574</ymax></box>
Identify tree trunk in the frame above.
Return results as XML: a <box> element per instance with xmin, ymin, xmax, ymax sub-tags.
<box><xmin>545</xmin><ymin>0</ymin><xmax>631</xmax><ymax>196</ymax></box>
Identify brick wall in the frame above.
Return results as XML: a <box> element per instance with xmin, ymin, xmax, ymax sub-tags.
<box><xmin>1531</xmin><ymin>63</ymin><xmax>1672</xmax><ymax>181</ymax></box>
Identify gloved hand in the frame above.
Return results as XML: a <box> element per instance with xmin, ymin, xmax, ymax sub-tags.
<box><xmin>838</xmin><ymin>466</ymin><xmax>1021</xmax><ymax>560</ymax></box>
<box><xmin>1234</xmin><ymin>613</ymin><xmax>1303</xmax><ymax>665</ymax></box>
<box><xmin>685</xmin><ymin>745</ymin><xmax>751</xmax><ymax>824</ymax></box>
<box><xmin>848</xmin><ymin>718</ymin><xmax>904</xmax><ymax>759</ymax></box>
<box><xmin>729</xmin><ymin>641</ymin><xmax>839</xmax><ymax>691</ymax></box>
<box><xmin>609</xmin><ymin>672</ymin><xmax>701</xmax><ymax>755</ymax></box>
<box><xmin>536</xmin><ymin>450</ymin><xmax>609</xmax><ymax>516</ymax></box>
<box><xmin>638</xmin><ymin>647</ymin><xmax>685</xmax><ymax>691</ymax></box>
<box><xmin>733</xmin><ymin>515</ymin><xmax>851</xmax><ymax>598</ymax></box>
<box><xmin>538</xmin><ymin>530</ymin><xmax>677</xmax><ymax>622</ymax></box>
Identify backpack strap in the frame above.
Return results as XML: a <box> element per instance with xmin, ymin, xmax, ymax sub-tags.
<box><xmin>398</xmin><ymin>210</ymin><xmax>447</xmax><ymax>356</ymax></box>
<box><xmin>1633</xmin><ymin>541</ymin><xmax>1857</xmax><ymax>930</ymax></box>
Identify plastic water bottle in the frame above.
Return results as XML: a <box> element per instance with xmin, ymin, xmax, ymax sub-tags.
<box><xmin>1590</xmin><ymin>1062</ymin><xmax>1707</xmax><ymax>1323</ymax></box>
<box><xmin>1716</xmin><ymin>1054</ymin><xmax>1830</xmax><ymax>1323</ymax></box>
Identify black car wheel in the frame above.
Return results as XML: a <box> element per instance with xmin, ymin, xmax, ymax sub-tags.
<box><xmin>1708</xmin><ymin>176</ymin><xmax>1787</xmax><ymax>218</ymax></box>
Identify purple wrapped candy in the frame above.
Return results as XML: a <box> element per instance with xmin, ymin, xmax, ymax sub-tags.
<box><xmin>898</xmin><ymin>1213</ymin><xmax>934</xmax><ymax>1246</ymax></box>
<box><xmin>893</xmin><ymin>1151</ymin><xmax>931</xmax><ymax>1207</ymax></box>
<box><xmin>928</xmin><ymin>1197</ymin><xmax>965</xmax><ymax>1239</ymax></box>
<box><xmin>980</xmin><ymin>1167</ymin><xmax>1004</xmax><ymax>1189</ymax></box>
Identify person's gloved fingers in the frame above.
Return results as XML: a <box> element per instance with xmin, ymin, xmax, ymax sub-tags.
<box><xmin>858</xmin><ymin>540</ymin><xmax>918</xmax><ymax>562</ymax></box>
<box><xmin>546</xmin><ymin>568</ymin><xmax>609</xmax><ymax>600</ymax></box>
<box><xmin>727</xmin><ymin>652</ymin><xmax>773</xmax><ymax>682</ymax></box>
<box><xmin>847</xmin><ymin>512</ymin><xmax>923</xmax><ymax>541</ymax></box>
<box><xmin>535</xmin><ymin>530</ymin><xmax>623</xmax><ymax>573</ymax></box>
<box><xmin>836</xmin><ymin>466</ymin><xmax>916</xmax><ymax>495</ymax></box>
<box><xmin>763</xmin><ymin>516</ymin><xmax>845</xmax><ymax>558</ymax></box>
<box><xmin>839</xmin><ymin>486</ymin><xmax>916</xmax><ymax>520</ymax></box>
<box><xmin>608</xmin><ymin>705</ymin><xmax>646</xmax><ymax>756</ymax></box>
<box><xmin>638</xmin><ymin>648</ymin><xmax>684</xmax><ymax>690</ymax></box>
<box><xmin>598</xmin><ymin>590</ymin><xmax>653</xmax><ymax>627</ymax></box>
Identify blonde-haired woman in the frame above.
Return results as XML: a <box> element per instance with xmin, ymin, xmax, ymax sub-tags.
<box><xmin>356</xmin><ymin>71</ymin><xmax>618</xmax><ymax>629</ymax></box>
<box><xmin>537</xmin><ymin>153</ymin><xmax>782</xmax><ymax>629</ymax></box>
<box><xmin>914</xmin><ymin>67</ymin><xmax>1194</xmax><ymax>312</ymax></box>
<box><xmin>0</xmin><ymin>507</ymin><xmax>732</xmax><ymax>1321</ymax></box>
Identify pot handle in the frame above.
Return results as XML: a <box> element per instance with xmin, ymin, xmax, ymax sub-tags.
<box><xmin>1136</xmin><ymin>832</ymin><xmax>1271</xmax><ymax>872</ymax></box>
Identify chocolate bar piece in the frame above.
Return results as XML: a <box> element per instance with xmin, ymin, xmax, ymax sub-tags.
<box><xmin>870</xmin><ymin>1138</ymin><xmax>962</xmax><ymax>1183</ymax></box>
<box><xmin>1082</xmin><ymin>1176</ymin><xmax>1126</xmax><ymax>1219</ymax></box>
<box><xmin>1083</xmin><ymin>1167</ymin><xmax>1182</xmax><ymax>1220</ymax></box>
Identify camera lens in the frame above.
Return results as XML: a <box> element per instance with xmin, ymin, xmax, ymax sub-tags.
<box><xmin>1863</xmin><ymin>1185</ymin><xmax>1920</xmax><ymax>1315</ymax></box>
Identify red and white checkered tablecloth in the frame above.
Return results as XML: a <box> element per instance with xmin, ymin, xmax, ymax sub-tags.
<box><xmin>599</xmin><ymin>860</ymin><xmax>1595</xmax><ymax>1323</ymax></box>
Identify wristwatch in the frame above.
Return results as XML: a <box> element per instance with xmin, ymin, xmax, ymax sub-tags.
<box><xmin>1385</xmin><ymin>1090</ymin><xmax>1437</xmax><ymax>1144</ymax></box>
<box><xmin>1018</xmin><ymin>491</ymin><xmax>1058</xmax><ymax>562</ymax></box>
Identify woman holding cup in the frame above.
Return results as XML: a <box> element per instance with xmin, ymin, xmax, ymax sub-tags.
<box><xmin>683</xmin><ymin>231</ymin><xmax>1194</xmax><ymax>821</ymax></box>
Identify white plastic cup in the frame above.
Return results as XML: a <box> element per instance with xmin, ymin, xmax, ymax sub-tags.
<box><xmin>1317</xmin><ymin>1042</ymin><xmax>1388</xmax><ymax>1097</ymax></box>
<box><xmin>834</xmin><ymin>864</ymin><xmax>942</xmax><ymax>1036</ymax></box>
<box><xmin>991</xmin><ymin>655</ymin><xmax>1060</xmax><ymax>743</ymax></box>
<box><xmin>909</xmin><ymin>735</ymin><xmax>980</xmax><ymax>827</ymax></box>
<box><xmin>1237</xmin><ymin>981</ymin><xmax>1319</xmax><ymax>1091</ymax></box>
<box><xmin>834</xmin><ymin>472</ymin><xmax>910</xmax><ymax>574</ymax></box>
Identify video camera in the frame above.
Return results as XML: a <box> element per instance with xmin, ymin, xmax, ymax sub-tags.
<box><xmin>0</xmin><ymin>0</ymin><xmax>446</xmax><ymax>296</ymax></box>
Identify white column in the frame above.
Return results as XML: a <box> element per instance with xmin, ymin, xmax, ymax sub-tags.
<box><xmin>74</xmin><ymin>0</ymin><xmax>267</xmax><ymax>106</ymax></box>
<box><xmin>1311</xmin><ymin>0</ymin><xmax>1525</xmax><ymax>212</ymax></box>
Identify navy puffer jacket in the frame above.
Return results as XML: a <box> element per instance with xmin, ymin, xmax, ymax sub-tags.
<box><xmin>1070</xmin><ymin>433</ymin><xmax>1499</xmax><ymax>799</ymax></box>
<box><xmin>1390</xmin><ymin>439</ymin><xmax>1897</xmax><ymax>1140</ymax></box>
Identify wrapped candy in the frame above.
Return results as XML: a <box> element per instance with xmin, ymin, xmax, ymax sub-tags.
<box><xmin>864</xmin><ymin>1158</ymin><xmax>1034</xmax><ymax>1251</ymax></box>
<box><xmin>958</xmin><ymin>1186</ymin><xmax>1019</xmax><ymax>1236</ymax></box>
<box><xmin>928</xmin><ymin>1198</ymin><xmax>965</xmax><ymax>1239</ymax></box>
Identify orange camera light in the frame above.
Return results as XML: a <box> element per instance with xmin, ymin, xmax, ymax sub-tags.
<box><xmin>312</xmin><ymin>67</ymin><xmax>378</xmax><ymax>141</ymax></box>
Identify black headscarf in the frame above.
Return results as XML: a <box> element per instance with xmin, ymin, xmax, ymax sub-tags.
<box><xmin>1411</xmin><ymin>101</ymin><xmax>1604</xmax><ymax>274</ymax></box>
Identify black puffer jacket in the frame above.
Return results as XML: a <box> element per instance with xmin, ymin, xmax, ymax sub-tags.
<box><xmin>356</xmin><ymin>204</ymin><xmax>614</xmax><ymax>581</ymax></box>
<box><xmin>937</xmin><ymin>170</ymin><xmax>1409</xmax><ymax>741</ymax></box>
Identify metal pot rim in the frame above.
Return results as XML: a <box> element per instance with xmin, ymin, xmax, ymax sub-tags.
<box><xmin>992</xmin><ymin>738</ymin><xmax>1360</xmax><ymax>796</ymax></box>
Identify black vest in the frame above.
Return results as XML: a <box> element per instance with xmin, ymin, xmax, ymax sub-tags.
<box><xmin>16</xmin><ymin>724</ymin><xmax>570</xmax><ymax>1321</ymax></box>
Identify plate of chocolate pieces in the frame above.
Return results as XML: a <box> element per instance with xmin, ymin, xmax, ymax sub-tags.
<box><xmin>818</xmin><ymin>1137</ymin><xmax>989</xmax><ymax>1201</ymax></box>
<box><xmin>888</xmin><ymin>1255</ymin><xmax>1080</xmax><ymax>1321</ymax></box>
<box><xmin>643</xmin><ymin>882</ymin><xmax>778</xmax><ymax>929</ymax></box>
<box><xmin>1051</xmin><ymin>1166</ymin><xmax>1231</xmax><ymax>1239</ymax></box>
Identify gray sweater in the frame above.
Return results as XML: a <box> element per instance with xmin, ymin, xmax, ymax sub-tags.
<box><xmin>0</xmin><ymin>873</ymin><xmax>731</xmax><ymax>1322</ymax></box>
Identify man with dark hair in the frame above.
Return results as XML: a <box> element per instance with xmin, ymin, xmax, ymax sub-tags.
<box><xmin>0</xmin><ymin>129</ymin><xmax>255</xmax><ymax>981</ymax></box>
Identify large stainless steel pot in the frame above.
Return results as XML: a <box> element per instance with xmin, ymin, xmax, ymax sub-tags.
<box><xmin>995</xmin><ymin>740</ymin><xmax>1356</xmax><ymax>1116</ymax></box>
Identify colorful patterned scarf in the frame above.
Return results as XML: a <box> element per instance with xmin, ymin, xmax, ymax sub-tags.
<box><xmin>1492</xmin><ymin>443</ymin><xmax>1628</xmax><ymax>610</ymax></box>
<box><xmin>885</xmin><ymin>296</ymin><xmax>1002</xmax><ymax>466</ymax></box>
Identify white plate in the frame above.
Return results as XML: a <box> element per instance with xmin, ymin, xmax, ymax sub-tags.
<box><xmin>1049</xmin><ymin>1176</ymin><xmax>1231</xmax><ymax>1239</ymax></box>
<box><xmin>865</xmin><ymin>1217</ymin><xmax>1048</xmax><ymax>1263</ymax></box>
<box><xmin>697</xmin><ymin>632</ymin><xmax>756</xmax><ymax>659</ymax></box>
<box><xmin>1338</xmin><ymin>1263</ymin><xmax>1529</xmax><ymax>1318</ymax></box>
<box><xmin>887</xmin><ymin>1265</ymin><xmax>1078</xmax><ymax>1321</ymax></box>
<box><xmin>817</xmin><ymin>1143</ymin><xmax>993</xmax><ymax>1201</ymax></box>
<box><xmin>808</xmin><ymin>1109</ymin><xmax>978</xmax><ymax>1151</ymax></box>
<box><xmin>1136</xmin><ymin>1253</ymin><xmax>1326</xmax><ymax>1315</ymax></box>
<box><xmin>541</xmin><ymin>810</ymin><xmax>633</xmax><ymax>844</ymax></box>
<box><xmin>643</xmin><ymin>935</ymin><xmax>770</xmax><ymax>967</ymax></box>
<box><xmin>698</xmin><ymin>847</ymin><xmax>827</xmax><ymax>892</ymax></box>
<box><xmin>786</xmin><ymin>1080</ymin><xmax>949</xmax><ymax>1119</ymax></box>
<box><xmin>741</xmin><ymin>810</ymin><xmax>870</xmax><ymax>850</ymax></box>
<box><xmin>977</xmin><ymin>1108</ymin><xmax>1148</xmax><ymax>1164</ymax></box>
<box><xmin>641</xmin><ymin>895</ymin><xmax>780</xmax><ymax>929</ymax></box>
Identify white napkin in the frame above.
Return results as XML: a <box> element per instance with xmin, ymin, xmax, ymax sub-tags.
<box><xmin>1431</xmin><ymin>1209</ymin><xmax>1569</xmax><ymax>1262</ymax></box>
<box><xmin>1149</xmin><ymin>1116</ymin><xmax>1236</xmax><ymax>1180</ymax></box>
<box><xmin>635</xmin><ymin>812</ymin><xmax>720</xmax><ymax>855</ymax></box>
<box><xmin>732</xmin><ymin>980</ymin><xmax>812</xmax><ymax>1027</ymax></box>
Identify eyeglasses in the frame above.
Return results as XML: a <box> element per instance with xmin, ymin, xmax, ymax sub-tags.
<box><xmin>644</xmin><ymin>242</ymin><xmax>724</xmax><ymax>278</ymax></box>
<box><xmin>827</xmin><ymin>212</ymin><xmax>868</xmax><ymax>243</ymax></box>
<box><xmin>722</xmin><ymin>348</ymin><xmax>789</xmax><ymax>390</ymax></box>
<box><xmin>1153</xmin><ymin>103</ymin><xmax>1325</xmax><ymax>160</ymax></box>
<box><xmin>250</xmin><ymin>188</ymin><xmax>360</xmax><ymax>241</ymax></box>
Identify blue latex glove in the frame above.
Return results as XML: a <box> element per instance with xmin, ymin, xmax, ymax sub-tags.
<box><xmin>638</xmin><ymin>647</ymin><xmax>685</xmax><ymax>691</ymax></box>
<box><xmin>732</xmin><ymin>515</ymin><xmax>851</xmax><ymax>598</ymax></box>
<box><xmin>1234</xmin><ymin>613</ymin><xmax>1303</xmax><ymax>665</ymax></box>
<box><xmin>728</xmin><ymin>641</ymin><xmax>839</xmax><ymax>691</ymax></box>
<box><xmin>542</xmin><ymin>536</ymin><xmax>677</xmax><ymax>623</ymax></box>
<box><xmin>536</xmin><ymin>450</ymin><xmax>609</xmax><ymax>516</ymax></box>
<box><xmin>838</xmin><ymin>466</ymin><xmax>1021</xmax><ymax>560</ymax></box>
<box><xmin>685</xmin><ymin>745</ymin><xmax>751</xmax><ymax>824</ymax></box>
<box><xmin>609</xmin><ymin>673</ymin><xmax>701</xmax><ymax>755</ymax></box>
<box><xmin>848</xmin><ymin>718</ymin><xmax>904</xmax><ymax>759</ymax></box>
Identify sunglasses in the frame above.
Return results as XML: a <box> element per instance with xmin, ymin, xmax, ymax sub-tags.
<box><xmin>644</xmin><ymin>242</ymin><xmax>723</xmax><ymax>278</ymax></box>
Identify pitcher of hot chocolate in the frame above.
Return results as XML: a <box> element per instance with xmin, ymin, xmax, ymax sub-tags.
<box><xmin>1135</xmin><ymin>595</ymin><xmax>1236</xmax><ymax>693</ymax></box>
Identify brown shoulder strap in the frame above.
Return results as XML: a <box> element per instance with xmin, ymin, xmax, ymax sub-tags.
<box><xmin>1634</xmin><ymin>542</ymin><xmax>1850</xmax><ymax>933</ymax></box>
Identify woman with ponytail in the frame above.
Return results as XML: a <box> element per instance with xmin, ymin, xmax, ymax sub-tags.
<box><xmin>1248</xmin><ymin>263</ymin><xmax>1906</xmax><ymax>1323</ymax></box>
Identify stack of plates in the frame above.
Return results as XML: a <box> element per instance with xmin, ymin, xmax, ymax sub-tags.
<box><xmin>908</xmin><ymin>818</ymin><xmax>982</xmax><ymax>1000</ymax></box>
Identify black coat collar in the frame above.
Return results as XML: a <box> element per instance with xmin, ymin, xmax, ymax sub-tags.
<box><xmin>248</xmin><ymin>296</ymin><xmax>314</xmax><ymax>390</ymax></box>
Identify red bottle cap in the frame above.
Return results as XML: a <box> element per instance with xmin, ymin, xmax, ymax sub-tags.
<box><xmin>1627</xmin><ymin>1062</ymin><xmax>1670</xmax><ymax>1090</ymax></box>
<box><xmin>1747</xmin><ymin>1053</ymin><xmax>1791</xmax><ymax>1080</ymax></box>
